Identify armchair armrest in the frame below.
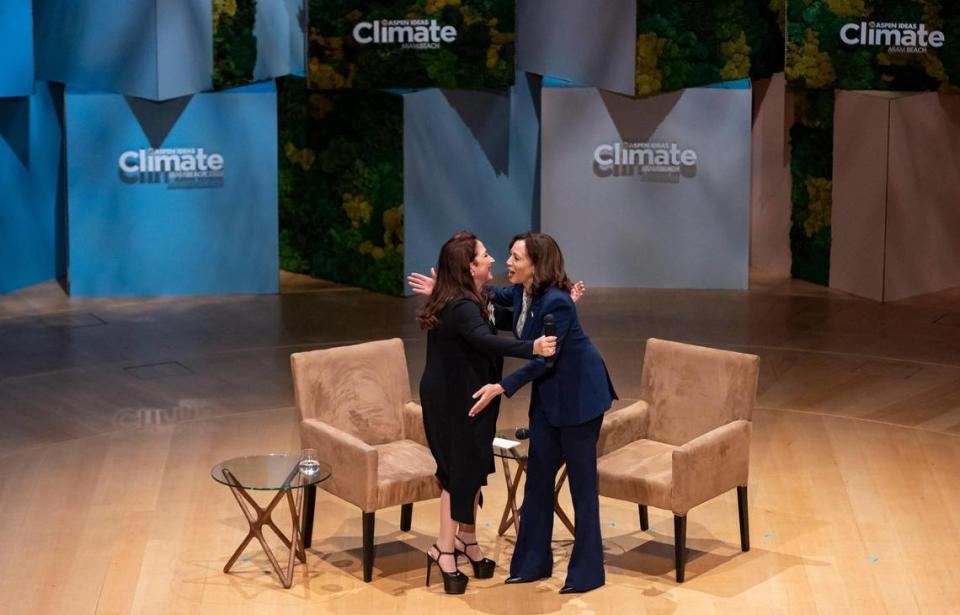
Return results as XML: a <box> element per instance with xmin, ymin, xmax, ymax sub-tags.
<box><xmin>597</xmin><ymin>400</ymin><xmax>649</xmax><ymax>458</ymax></box>
<box><xmin>671</xmin><ymin>420</ymin><xmax>751</xmax><ymax>514</ymax></box>
<box><xmin>301</xmin><ymin>419</ymin><xmax>378</xmax><ymax>512</ymax></box>
<box><xmin>402</xmin><ymin>401</ymin><xmax>429</xmax><ymax>448</ymax></box>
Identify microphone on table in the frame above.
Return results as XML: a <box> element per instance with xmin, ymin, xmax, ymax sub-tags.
<box><xmin>543</xmin><ymin>313</ymin><xmax>557</xmax><ymax>370</ymax></box>
<box><xmin>515</xmin><ymin>428</ymin><xmax>531</xmax><ymax>440</ymax></box>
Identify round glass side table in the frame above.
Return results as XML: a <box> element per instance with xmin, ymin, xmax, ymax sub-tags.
<box><xmin>211</xmin><ymin>453</ymin><xmax>331</xmax><ymax>588</ymax></box>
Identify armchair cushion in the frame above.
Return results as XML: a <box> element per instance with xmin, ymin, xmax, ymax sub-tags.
<box><xmin>597</xmin><ymin>439</ymin><xmax>676</xmax><ymax>511</ymax></box>
<box><xmin>375</xmin><ymin>440</ymin><xmax>441</xmax><ymax>510</ymax></box>
<box><xmin>672</xmin><ymin>419</ymin><xmax>751</xmax><ymax>514</ymax></box>
<box><xmin>301</xmin><ymin>418</ymin><xmax>378</xmax><ymax>511</ymax></box>
<box><xmin>597</xmin><ymin>400</ymin><xmax>649</xmax><ymax>457</ymax></box>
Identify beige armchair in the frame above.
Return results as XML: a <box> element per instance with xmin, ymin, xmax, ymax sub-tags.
<box><xmin>597</xmin><ymin>338</ymin><xmax>759</xmax><ymax>582</ymax></box>
<box><xmin>290</xmin><ymin>338</ymin><xmax>441</xmax><ymax>582</ymax></box>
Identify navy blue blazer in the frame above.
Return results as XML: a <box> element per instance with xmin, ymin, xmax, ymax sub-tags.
<box><xmin>491</xmin><ymin>285</ymin><xmax>617</xmax><ymax>427</ymax></box>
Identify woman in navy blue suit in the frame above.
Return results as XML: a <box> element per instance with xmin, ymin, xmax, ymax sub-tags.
<box><xmin>470</xmin><ymin>232</ymin><xmax>617</xmax><ymax>594</ymax></box>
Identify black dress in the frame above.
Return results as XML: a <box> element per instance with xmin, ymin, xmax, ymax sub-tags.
<box><xmin>420</xmin><ymin>297</ymin><xmax>533</xmax><ymax>524</ymax></box>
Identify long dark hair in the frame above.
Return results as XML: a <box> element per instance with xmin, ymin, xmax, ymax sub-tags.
<box><xmin>418</xmin><ymin>231</ymin><xmax>484</xmax><ymax>330</ymax></box>
<box><xmin>510</xmin><ymin>232</ymin><xmax>572</xmax><ymax>298</ymax></box>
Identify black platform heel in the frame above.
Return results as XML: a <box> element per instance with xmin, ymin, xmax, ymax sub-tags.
<box><xmin>455</xmin><ymin>535</ymin><xmax>496</xmax><ymax>579</ymax></box>
<box><xmin>426</xmin><ymin>544</ymin><xmax>468</xmax><ymax>594</ymax></box>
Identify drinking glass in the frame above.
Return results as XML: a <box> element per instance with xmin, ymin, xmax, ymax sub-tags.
<box><xmin>299</xmin><ymin>448</ymin><xmax>319</xmax><ymax>476</ymax></box>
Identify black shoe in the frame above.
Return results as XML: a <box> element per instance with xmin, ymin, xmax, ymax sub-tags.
<box><xmin>505</xmin><ymin>575</ymin><xmax>540</xmax><ymax>584</ymax></box>
<box><xmin>560</xmin><ymin>584</ymin><xmax>598</xmax><ymax>594</ymax></box>
<box><xmin>426</xmin><ymin>544</ymin><xmax>468</xmax><ymax>594</ymax></box>
<box><xmin>454</xmin><ymin>534</ymin><xmax>495</xmax><ymax>579</ymax></box>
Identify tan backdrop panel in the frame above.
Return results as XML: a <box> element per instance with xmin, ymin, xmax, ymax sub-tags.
<box><xmin>750</xmin><ymin>73</ymin><xmax>792</xmax><ymax>276</ymax></box>
<box><xmin>884</xmin><ymin>93</ymin><xmax>960</xmax><ymax>301</ymax></box>
<box><xmin>829</xmin><ymin>91</ymin><xmax>890</xmax><ymax>302</ymax></box>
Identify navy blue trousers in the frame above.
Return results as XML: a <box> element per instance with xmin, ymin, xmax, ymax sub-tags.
<box><xmin>509</xmin><ymin>406</ymin><xmax>605</xmax><ymax>590</ymax></box>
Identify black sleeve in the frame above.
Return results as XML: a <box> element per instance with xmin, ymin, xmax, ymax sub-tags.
<box><xmin>451</xmin><ymin>300</ymin><xmax>534</xmax><ymax>359</ymax></box>
<box><xmin>489</xmin><ymin>285</ymin><xmax>515</xmax><ymax>307</ymax></box>
<box><xmin>493</xmin><ymin>305</ymin><xmax>514</xmax><ymax>332</ymax></box>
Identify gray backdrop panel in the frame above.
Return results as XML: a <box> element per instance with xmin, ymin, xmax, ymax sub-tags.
<box><xmin>541</xmin><ymin>87</ymin><xmax>750</xmax><ymax>289</ymax></box>
<box><xmin>517</xmin><ymin>0</ymin><xmax>636</xmax><ymax>95</ymax></box>
<box><xmin>404</xmin><ymin>73</ymin><xmax>540</xmax><ymax>293</ymax></box>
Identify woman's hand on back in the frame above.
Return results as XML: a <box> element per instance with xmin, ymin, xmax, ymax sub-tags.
<box><xmin>570</xmin><ymin>280</ymin><xmax>586</xmax><ymax>303</ymax></box>
<box><xmin>407</xmin><ymin>268</ymin><xmax>436</xmax><ymax>296</ymax></box>
<box><xmin>469</xmin><ymin>383</ymin><xmax>505</xmax><ymax>416</ymax></box>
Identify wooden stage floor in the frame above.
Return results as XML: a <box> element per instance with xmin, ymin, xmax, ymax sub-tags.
<box><xmin>2</xmin><ymin>272</ymin><xmax>960</xmax><ymax>614</ymax></box>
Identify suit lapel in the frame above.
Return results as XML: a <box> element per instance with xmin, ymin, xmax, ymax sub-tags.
<box><xmin>521</xmin><ymin>295</ymin><xmax>540</xmax><ymax>340</ymax></box>
<box><xmin>510</xmin><ymin>287</ymin><xmax>521</xmax><ymax>336</ymax></box>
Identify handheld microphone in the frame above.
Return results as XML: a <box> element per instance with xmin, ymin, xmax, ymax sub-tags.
<box><xmin>515</xmin><ymin>428</ymin><xmax>531</xmax><ymax>440</ymax></box>
<box><xmin>543</xmin><ymin>313</ymin><xmax>557</xmax><ymax>369</ymax></box>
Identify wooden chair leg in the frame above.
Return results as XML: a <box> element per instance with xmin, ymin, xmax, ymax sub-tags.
<box><xmin>302</xmin><ymin>484</ymin><xmax>317</xmax><ymax>548</ymax></box>
<box><xmin>639</xmin><ymin>504</ymin><xmax>649</xmax><ymax>531</ymax></box>
<box><xmin>674</xmin><ymin>514</ymin><xmax>687</xmax><ymax>583</ymax></box>
<box><xmin>362</xmin><ymin>511</ymin><xmax>376</xmax><ymax>582</ymax></box>
<box><xmin>400</xmin><ymin>503</ymin><xmax>413</xmax><ymax>532</ymax></box>
<box><xmin>737</xmin><ymin>486</ymin><xmax>750</xmax><ymax>552</ymax></box>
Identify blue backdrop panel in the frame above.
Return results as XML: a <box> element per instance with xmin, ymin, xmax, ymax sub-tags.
<box><xmin>518</xmin><ymin>0</ymin><xmax>636</xmax><ymax>96</ymax></box>
<box><xmin>36</xmin><ymin>0</ymin><xmax>303</xmax><ymax>100</ymax></box>
<box><xmin>35</xmin><ymin>0</ymin><xmax>161</xmax><ymax>99</ymax></box>
<box><xmin>0</xmin><ymin>0</ymin><xmax>34</xmax><ymax>96</ymax></box>
<box><xmin>0</xmin><ymin>83</ymin><xmax>66</xmax><ymax>294</ymax></box>
<box><xmin>541</xmin><ymin>86</ymin><xmax>751</xmax><ymax>289</ymax></box>
<box><xmin>157</xmin><ymin>0</ymin><xmax>214</xmax><ymax>99</ymax></box>
<box><xmin>253</xmin><ymin>0</ymin><xmax>305</xmax><ymax>81</ymax></box>
<box><xmin>404</xmin><ymin>72</ymin><xmax>540</xmax><ymax>292</ymax></box>
<box><xmin>66</xmin><ymin>81</ymin><xmax>278</xmax><ymax>296</ymax></box>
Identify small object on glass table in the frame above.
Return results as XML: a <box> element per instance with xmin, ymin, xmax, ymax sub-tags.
<box><xmin>299</xmin><ymin>448</ymin><xmax>320</xmax><ymax>476</ymax></box>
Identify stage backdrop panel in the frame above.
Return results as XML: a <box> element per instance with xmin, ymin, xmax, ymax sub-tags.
<box><xmin>517</xmin><ymin>0</ymin><xmax>636</xmax><ymax>95</ymax></box>
<box><xmin>36</xmin><ymin>0</ymin><xmax>303</xmax><ymax>100</ymax></box>
<box><xmin>404</xmin><ymin>72</ymin><xmax>540</xmax><ymax>293</ymax></box>
<box><xmin>885</xmin><ymin>93</ymin><xmax>960</xmax><ymax>300</ymax></box>
<box><xmin>829</xmin><ymin>91</ymin><xmax>891</xmax><ymax>302</ymax></box>
<box><xmin>830</xmin><ymin>91</ymin><xmax>960</xmax><ymax>302</ymax></box>
<box><xmin>309</xmin><ymin>0</ymin><xmax>515</xmax><ymax>90</ymax></box>
<box><xmin>0</xmin><ymin>0</ymin><xmax>34</xmax><ymax>96</ymax></box>
<box><xmin>541</xmin><ymin>86</ymin><xmax>751</xmax><ymax>289</ymax></box>
<box><xmin>215</xmin><ymin>0</ymin><xmax>307</xmax><ymax>89</ymax></box>
<box><xmin>36</xmin><ymin>0</ymin><xmax>200</xmax><ymax>100</ymax></box>
<box><xmin>750</xmin><ymin>73</ymin><xmax>792</xmax><ymax>277</ymax></box>
<box><xmin>66</xmin><ymin>81</ymin><xmax>278</xmax><ymax>296</ymax></box>
<box><xmin>252</xmin><ymin>0</ymin><xmax>306</xmax><ymax>82</ymax></box>
<box><xmin>0</xmin><ymin>83</ymin><xmax>66</xmax><ymax>294</ymax></box>
<box><xmin>786</xmin><ymin>0</ymin><xmax>960</xmax><ymax>91</ymax></box>
<box><xmin>517</xmin><ymin>0</ymin><xmax>783</xmax><ymax>98</ymax></box>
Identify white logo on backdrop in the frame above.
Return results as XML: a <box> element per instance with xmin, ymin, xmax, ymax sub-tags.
<box><xmin>593</xmin><ymin>142</ymin><xmax>698</xmax><ymax>182</ymax></box>
<box><xmin>117</xmin><ymin>148</ymin><xmax>225</xmax><ymax>189</ymax></box>
<box><xmin>352</xmin><ymin>20</ymin><xmax>457</xmax><ymax>49</ymax></box>
<box><xmin>840</xmin><ymin>21</ymin><xmax>945</xmax><ymax>54</ymax></box>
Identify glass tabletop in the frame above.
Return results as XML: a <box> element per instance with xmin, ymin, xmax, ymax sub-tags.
<box><xmin>211</xmin><ymin>453</ymin><xmax>332</xmax><ymax>490</ymax></box>
<box><xmin>493</xmin><ymin>428</ymin><xmax>531</xmax><ymax>460</ymax></box>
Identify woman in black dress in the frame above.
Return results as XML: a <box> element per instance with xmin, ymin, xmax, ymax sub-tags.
<box><xmin>417</xmin><ymin>231</ymin><xmax>556</xmax><ymax>594</ymax></box>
